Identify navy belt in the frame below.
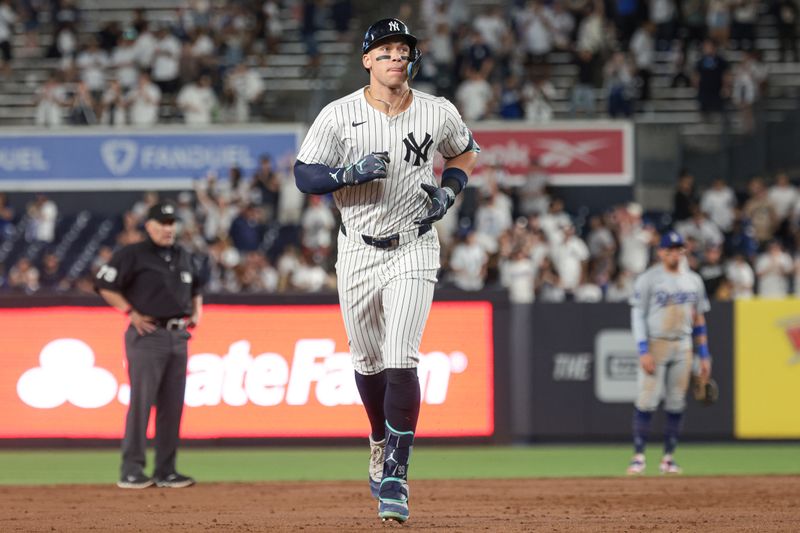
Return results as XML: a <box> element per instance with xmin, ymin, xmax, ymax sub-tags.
<box><xmin>341</xmin><ymin>224</ymin><xmax>432</xmax><ymax>249</ymax></box>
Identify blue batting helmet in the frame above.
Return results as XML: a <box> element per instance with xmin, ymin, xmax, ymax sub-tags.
<box><xmin>362</xmin><ymin>18</ymin><xmax>422</xmax><ymax>80</ymax></box>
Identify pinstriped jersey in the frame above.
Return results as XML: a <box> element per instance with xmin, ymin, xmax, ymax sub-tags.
<box><xmin>296</xmin><ymin>87</ymin><xmax>474</xmax><ymax>237</ymax></box>
<box><xmin>630</xmin><ymin>264</ymin><xmax>710</xmax><ymax>340</ymax></box>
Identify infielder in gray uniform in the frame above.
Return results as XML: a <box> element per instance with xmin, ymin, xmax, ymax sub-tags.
<box><xmin>293</xmin><ymin>18</ymin><xmax>479</xmax><ymax>523</ymax></box>
<box><xmin>627</xmin><ymin>231</ymin><xmax>712</xmax><ymax>475</ymax></box>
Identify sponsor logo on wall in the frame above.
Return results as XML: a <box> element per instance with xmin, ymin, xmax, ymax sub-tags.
<box><xmin>594</xmin><ymin>329</ymin><xmax>639</xmax><ymax>403</ymax></box>
<box><xmin>552</xmin><ymin>353</ymin><xmax>592</xmax><ymax>381</ymax></box>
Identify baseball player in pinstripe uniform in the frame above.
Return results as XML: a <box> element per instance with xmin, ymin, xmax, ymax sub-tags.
<box><xmin>294</xmin><ymin>18</ymin><xmax>479</xmax><ymax>523</ymax></box>
<box><xmin>627</xmin><ymin>231</ymin><xmax>712</xmax><ymax>475</ymax></box>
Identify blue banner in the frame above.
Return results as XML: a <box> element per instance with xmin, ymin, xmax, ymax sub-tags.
<box><xmin>0</xmin><ymin>128</ymin><xmax>301</xmax><ymax>190</ymax></box>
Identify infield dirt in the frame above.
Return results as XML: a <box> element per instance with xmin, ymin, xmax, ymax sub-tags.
<box><xmin>1</xmin><ymin>476</ymin><xmax>797</xmax><ymax>532</ymax></box>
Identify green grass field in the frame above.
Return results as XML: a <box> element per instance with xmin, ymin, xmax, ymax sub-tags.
<box><xmin>0</xmin><ymin>443</ymin><xmax>797</xmax><ymax>485</ymax></box>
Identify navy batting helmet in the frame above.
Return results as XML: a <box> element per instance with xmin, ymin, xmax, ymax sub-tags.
<box><xmin>362</xmin><ymin>18</ymin><xmax>422</xmax><ymax>80</ymax></box>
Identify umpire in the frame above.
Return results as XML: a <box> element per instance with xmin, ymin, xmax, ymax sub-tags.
<box><xmin>95</xmin><ymin>201</ymin><xmax>203</xmax><ymax>489</ymax></box>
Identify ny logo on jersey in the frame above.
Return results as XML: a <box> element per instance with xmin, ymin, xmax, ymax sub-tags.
<box><xmin>389</xmin><ymin>21</ymin><xmax>400</xmax><ymax>31</ymax></box>
<box><xmin>402</xmin><ymin>132</ymin><xmax>433</xmax><ymax>166</ymax></box>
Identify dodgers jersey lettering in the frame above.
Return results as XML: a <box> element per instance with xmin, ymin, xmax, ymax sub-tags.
<box><xmin>296</xmin><ymin>87</ymin><xmax>473</xmax><ymax>237</ymax></box>
<box><xmin>630</xmin><ymin>264</ymin><xmax>710</xmax><ymax>340</ymax></box>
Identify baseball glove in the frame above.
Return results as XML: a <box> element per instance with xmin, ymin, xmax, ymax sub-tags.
<box><xmin>692</xmin><ymin>376</ymin><xmax>719</xmax><ymax>406</ymax></box>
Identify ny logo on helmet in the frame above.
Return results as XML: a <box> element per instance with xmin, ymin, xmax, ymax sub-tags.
<box><xmin>389</xmin><ymin>21</ymin><xmax>400</xmax><ymax>31</ymax></box>
<box><xmin>402</xmin><ymin>132</ymin><xmax>433</xmax><ymax>166</ymax></box>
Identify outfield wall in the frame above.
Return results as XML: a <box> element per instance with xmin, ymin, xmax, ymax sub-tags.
<box><xmin>0</xmin><ymin>294</ymin><xmax>797</xmax><ymax>444</ymax></box>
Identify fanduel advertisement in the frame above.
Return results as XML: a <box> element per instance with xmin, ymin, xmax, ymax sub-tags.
<box><xmin>0</xmin><ymin>303</ymin><xmax>494</xmax><ymax>439</ymax></box>
<box><xmin>0</xmin><ymin>128</ymin><xmax>301</xmax><ymax>190</ymax></box>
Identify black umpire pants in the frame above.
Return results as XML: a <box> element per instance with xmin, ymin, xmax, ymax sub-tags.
<box><xmin>121</xmin><ymin>325</ymin><xmax>189</xmax><ymax>479</ymax></box>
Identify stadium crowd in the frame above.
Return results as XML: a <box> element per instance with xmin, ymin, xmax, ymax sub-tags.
<box><xmin>3</xmin><ymin>160</ymin><xmax>800</xmax><ymax>303</ymax></box>
<box><xmin>0</xmin><ymin>1</ymin><xmax>792</xmax><ymax>126</ymax></box>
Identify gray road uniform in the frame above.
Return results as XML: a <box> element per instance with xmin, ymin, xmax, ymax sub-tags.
<box><xmin>630</xmin><ymin>264</ymin><xmax>710</xmax><ymax>412</ymax></box>
<box><xmin>296</xmin><ymin>87</ymin><xmax>475</xmax><ymax>374</ymax></box>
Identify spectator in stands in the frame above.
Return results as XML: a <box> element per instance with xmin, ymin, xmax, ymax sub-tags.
<box><xmin>676</xmin><ymin>205</ymin><xmax>724</xmax><ymax>252</ymax></box>
<box><xmin>134</xmin><ymin>20</ymin><xmax>156</xmax><ymax>70</ymax></box>
<box><xmin>650</xmin><ymin>0</ymin><xmax>677</xmax><ymax>50</ymax></box>
<box><xmin>229</xmin><ymin>204</ymin><xmax>265</xmax><ymax>252</ymax></box>
<box><xmin>500</xmin><ymin>245</ymin><xmax>537</xmax><ymax>303</ymax></box>
<box><xmin>39</xmin><ymin>252</ymin><xmax>67</xmax><ymax>291</ymax></box>
<box><xmin>98</xmin><ymin>20</ymin><xmax>121</xmax><ymax>53</ymax></box>
<box><xmin>550</xmin><ymin>223</ymin><xmax>590</xmax><ymax>299</ymax></box>
<box><xmin>251</xmin><ymin>154</ymin><xmax>280</xmax><ymax>218</ymax></box>
<box><xmin>496</xmin><ymin>73</ymin><xmax>525</xmax><ymax>120</ymax></box>
<box><xmin>55</xmin><ymin>0</ymin><xmax>80</xmax><ymax>28</ymax></box>
<box><xmin>101</xmin><ymin>79</ymin><xmax>127</xmax><ymax>126</ymax></box>
<box><xmin>576</xmin><ymin>1</ymin><xmax>607</xmax><ymax>55</ymax></box>
<box><xmin>517</xmin><ymin>155</ymin><xmax>551</xmax><ymax>217</ymax></box>
<box><xmin>91</xmin><ymin>245</ymin><xmax>114</xmax><ymax>278</ymax></box>
<box><xmin>681</xmin><ymin>0</ymin><xmax>707</xmax><ymax>48</ymax></box>
<box><xmin>456</xmin><ymin>67</ymin><xmax>494</xmax><ymax>121</ymax></box>
<box><xmin>522</xmin><ymin>72</ymin><xmax>557</xmax><ymax>123</ymax></box>
<box><xmin>667</xmin><ymin>40</ymin><xmax>691</xmax><ymax>88</ymax></box>
<box><xmin>261</xmin><ymin>0</ymin><xmax>283</xmax><ymax>53</ymax></box>
<box><xmin>617</xmin><ymin>202</ymin><xmax>655</xmax><ymax>275</ymax></box>
<box><xmin>52</xmin><ymin>20</ymin><xmax>77</xmax><ymax>71</ymax></box>
<box><xmin>694</xmin><ymin>39</ymin><xmax>730</xmax><ymax>119</ymax></box>
<box><xmin>630</xmin><ymin>22</ymin><xmax>655</xmax><ymax>106</ymax></box>
<box><xmin>536</xmin><ymin>256</ymin><xmax>565</xmax><ymax>302</ymax></box>
<box><xmin>550</xmin><ymin>1</ymin><xmax>576</xmax><ymax>51</ymax></box>
<box><xmin>116</xmin><ymin>210</ymin><xmax>144</xmax><ymax>246</ymax></box>
<box><xmin>151</xmin><ymin>24</ymin><xmax>182</xmax><ymax>101</ymax></box>
<box><xmin>0</xmin><ymin>192</ymin><xmax>13</xmax><ymax>237</ymax></box>
<box><xmin>731</xmin><ymin>53</ymin><xmax>759</xmax><ymax>132</ymax></box>
<box><xmin>224</xmin><ymin>63</ymin><xmax>265</xmax><ymax>123</ymax></box>
<box><xmin>587</xmin><ymin>214</ymin><xmax>617</xmax><ymax>260</ymax></box>
<box><xmin>774</xmin><ymin>0</ymin><xmax>799</xmax><ymax>62</ymax></box>
<box><xmin>701</xmin><ymin>177</ymin><xmax>737</xmax><ymax>234</ymax></box>
<box><xmin>517</xmin><ymin>0</ymin><xmax>555</xmax><ymax>67</ymax></box>
<box><xmin>475</xmin><ymin>183</ymin><xmax>514</xmax><ymax>254</ymax></box>
<box><xmin>300</xmin><ymin>195</ymin><xmax>335</xmax><ymax>257</ymax></box>
<box><xmin>672</xmin><ymin>169</ymin><xmax>697</xmax><ymax>223</ymax></box>
<box><xmin>196</xmin><ymin>184</ymin><xmax>238</xmax><ymax>242</ymax></box>
<box><xmin>707</xmin><ymin>0</ymin><xmax>731</xmax><ymax>46</ymax></box>
<box><xmin>290</xmin><ymin>253</ymin><xmax>331</xmax><ymax>292</ymax></box>
<box><xmin>7</xmin><ymin>257</ymin><xmax>40</xmax><ymax>294</ymax></box>
<box><xmin>34</xmin><ymin>72</ymin><xmax>69</xmax><ymax>127</ymax></box>
<box><xmin>68</xmin><ymin>80</ymin><xmax>98</xmax><ymax>125</ymax></box>
<box><xmin>76</xmin><ymin>36</ymin><xmax>108</xmax><ymax>107</ymax></box>
<box><xmin>731</xmin><ymin>0</ymin><xmax>758</xmax><ymax>51</ymax></box>
<box><xmin>131</xmin><ymin>191</ymin><xmax>159</xmax><ymax>224</ymax></box>
<box><xmin>756</xmin><ymin>240</ymin><xmax>793</xmax><ymax>297</ymax></box>
<box><xmin>126</xmin><ymin>71</ymin><xmax>161</xmax><ymax>127</ymax></box>
<box><xmin>177</xmin><ymin>73</ymin><xmax>217</xmax><ymax>125</ymax></box>
<box><xmin>237</xmin><ymin>251</ymin><xmax>278</xmax><ymax>293</ymax></box>
<box><xmin>26</xmin><ymin>193</ymin><xmax>57</xmax><ymax>243</ymax></box>
<box><xmin>726</xmin><ymin>253</ymin><xmax>755</xmax><ymax>298</ymax></box>
<box><xmin>767</xmin><ymin>170</ymin><xmax>797</xmax><ymax>245</ymax></box>
<box><xmin>570</xmin><ymin>47</ymin><xmax>598</xmax><ymax>117</ymax></box>
<box><xmin>725</xmin><ymin>213</ymin><xmax>759</xmax><ymax>260</ymax></box>
<box><xmin>698</xmin><ymin>244</ymin><xmax>726</xmax><ymax>298</ymax></box>
<box><xmin>111</xmin><ymin>30</ymin><xmax>139</xmax><ymax>91</ymax></box>
<box><xmin>744</xmin><ymin>176</ymin><xmax>777</xmax><ymax>245</ymax></box>
<box><xmin>606</xmin><ymin>269</ymin><xmax>635</xmax><ymax>302</ymax></box>
<box><xmin>603</xmin><ymin>51</ymin><xmax>636</xmax><ymax>118</ymax></box>
<box><xmin>449</xmin><ymin>230</ymin><xmax>489</xmax><ymax>291</ymax></box>
<box><xmin>0</xmin><ymin>0</ymin><xmax>16</xmax><ymax>79</ymax></box>
<box><xmin>299</xmin><ymin>0</ymin><xmax>321</xmax><ymax>71</ymax></box>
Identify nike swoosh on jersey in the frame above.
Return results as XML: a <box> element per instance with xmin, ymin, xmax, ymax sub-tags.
<box><xmin>352</xmin><ymin>120</ymin><xmax>367</xmax><ymax>127</ymax></box>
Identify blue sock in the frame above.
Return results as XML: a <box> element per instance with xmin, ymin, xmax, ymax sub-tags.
<box><xmin>664</xmin><ymin>411</ymin><xmax>683</xmax><ymax>455</ymax></box>
<box><xmin>354</xmin><ymin>370</ymin><xmax>387</xmax><ymax>441</ymax></box>
<box><xmin>633</xmin><ymin>409</ymin><xmax>653</xmax><ymax>454</ymax></box>
<box><xmin>384</xmin><ymin>368</ymin><xmax>420</xmax><ymax>434</ymax></box>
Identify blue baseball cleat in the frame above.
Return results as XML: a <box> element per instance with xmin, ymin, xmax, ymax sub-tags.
<box><xmin>378</xmin><ymin>478</ymin><xmax>409</xmax><ymax>523</ymax></box>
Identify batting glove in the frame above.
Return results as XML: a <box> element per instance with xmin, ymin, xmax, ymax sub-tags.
<box><xmin>415</xmin><ymin>183</ymin><xmax>455</xmax><ymax>225</ymax></box>
<box><xmin>342</xmin><ymin>152</ymin><xmax>390</xmax><ymax>185</ymax></box>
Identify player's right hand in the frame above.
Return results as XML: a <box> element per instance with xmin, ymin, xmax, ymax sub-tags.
<box><xmin>639</xmin><ymin>353</ymin><xmax>656</xmax><ymax>375</ymax></box>
<box><xmin>342</xmin><ymin>152</ymin><xmax>390</xmax><ymax>185</ymax></box>
<box><xmin>130</xmin><ymin>310</ymin><xmax>157</xmax><ymax>336</ymax></box>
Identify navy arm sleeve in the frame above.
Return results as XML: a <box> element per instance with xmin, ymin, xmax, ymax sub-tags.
<box><xmin>294</xmin><ymin>160</ymin><xmax>347</xmax><ymax>195</ymax></box>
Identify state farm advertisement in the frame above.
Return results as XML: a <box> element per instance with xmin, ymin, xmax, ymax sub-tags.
<box><xmin>0</xmin><ymin>303</ymin><xmax>494</xmax><ymax>439</ymax></box>
<box><xmin>471</xmin><ymin>121</ymin><xmax>633</xmax><ymax>186</ymax></box>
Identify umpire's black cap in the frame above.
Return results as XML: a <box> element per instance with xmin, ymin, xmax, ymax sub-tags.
<box><xmin>147</xmin><ymin>201</ymin><xmax>179</xmax><ymax>223</ymax></box>
<box><xmin>362</xmin><ymin>18</ymin><xmax>418</xmax><ymax>54</ymax></box>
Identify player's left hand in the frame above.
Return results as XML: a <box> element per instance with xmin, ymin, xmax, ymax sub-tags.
<box><xmin>415</xmin><ymin>183</ymin><xmax>455</xmax><ymax>225</ymax></box>
<box><xmin>188</xmin><ymin>312</ymin><xmax>200</xmax><ymax>329</ymax></box>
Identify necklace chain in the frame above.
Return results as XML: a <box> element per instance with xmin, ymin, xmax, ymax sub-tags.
<box><xmin>367</xmin><ymin>86</ymin><xmax>410</xmax><ymax>116</ymax></box>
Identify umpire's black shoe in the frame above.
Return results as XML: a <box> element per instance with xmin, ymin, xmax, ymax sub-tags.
<box><xmin>117</xmin><ymin>473</ymin><xmax>155</xmax><ymax>489</ymax></box>
<box><xmin>154</xmin><ymin>472</ymin><xmax>196</xmax><ymax>488</ymax></box>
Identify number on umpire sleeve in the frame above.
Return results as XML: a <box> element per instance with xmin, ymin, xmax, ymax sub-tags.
<box><xmin>97</xmin><ymin>265</ymin><xmax>118</xmax><ymax>282</ymax></box>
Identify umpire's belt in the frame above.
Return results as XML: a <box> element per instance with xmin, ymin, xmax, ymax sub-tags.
<box><xmin>340</xmin><ymin>223</ymin><xmax>431</xmax><ymax>249</ymax></box>
<box><xmin>155</xmin><ymin>317</ymin><xmax>189</xmax><ymax>330</ymax></box>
